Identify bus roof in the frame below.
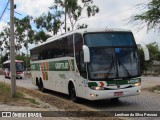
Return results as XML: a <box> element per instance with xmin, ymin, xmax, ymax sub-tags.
<box><xmin>30</xmin><ymin>28</ymin><xmax>131</xmax><ymax>51</ymax></box>
<box><xmin>3</xmin><ymin>60</ymin><xmax>23</xmax><ymax>64</ymax></box>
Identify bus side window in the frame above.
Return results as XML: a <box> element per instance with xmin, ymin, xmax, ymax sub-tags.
<box><xmin>79</xmin><ymin>51</ymin><xmax>87</xmax><ymax>79</ymax></box>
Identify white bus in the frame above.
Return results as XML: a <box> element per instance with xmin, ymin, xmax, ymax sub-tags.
<box><xmin>30</xmin><ymin>28</ymin><xmax>149</xmax><ymax>102</ymax></box>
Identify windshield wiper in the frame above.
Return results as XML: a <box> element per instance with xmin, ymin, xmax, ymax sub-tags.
<box><xmin>118</xmin><ymin>60</ymin><xmax>131</xmax><ymax>77</ymax></box>
<box><xmin>106</xmin><ymin>54</ymin><xmax>131</xmax><ymax>78</ymax></box>
<box><xmin>105</xmin><ymin>55</ymin><xmax>115</xmax><ymax>78</ymax></box>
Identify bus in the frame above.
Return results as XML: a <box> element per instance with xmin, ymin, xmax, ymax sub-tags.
<box><xmin>3</xmin><ymin>60</ymin><xmax>24</xmax><ymax>79</ymax></box>
<box><xmin>30</xmin><ymin>28</ymin><xmax>149</xmax><ymax>102</ymax></box>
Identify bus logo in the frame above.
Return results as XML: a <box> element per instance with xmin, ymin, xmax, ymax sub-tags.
<box><xmin>117</xmin><ymin>84</ymin><xmax>120</xmax><ymax>88</ymax></box>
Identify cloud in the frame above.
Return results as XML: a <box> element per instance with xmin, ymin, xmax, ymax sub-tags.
<box><xmin>1</xmin><ymin>0</ymin><xmax>159</xmax><ymax>46</ymax></box>
<box><xmin>0</xmin><ymin>21</ymin><xmax>7</xmax><ymax>32</ymax></box>
<box><xmin>15</xmin><ymin>0</ymin><xmax>53</xmax><ymax>17</ymax></box>
<box><xmin>76</xmin><ymin>0</ymin><xmax>159</xmax><ymax>45</ymax></box>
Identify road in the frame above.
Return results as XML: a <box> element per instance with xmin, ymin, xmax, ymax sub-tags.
<box><xmin>0</xmin><ymin>75</ymin><xmax>160</xmax><ymax>120</ymax></box>
<box><xmin>0</xmin><ymin>75</ymin><xmax>159</xmax><ymax>92</ymax></box>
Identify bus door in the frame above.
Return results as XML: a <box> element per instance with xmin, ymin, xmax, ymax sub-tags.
<box><xmin>75</xmin><ymin>51</ymin><xmax>88</xmax><ymax>98</ymax></box>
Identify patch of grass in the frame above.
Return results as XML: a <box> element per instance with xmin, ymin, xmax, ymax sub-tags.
<box><xmin>0</xmin><ymin>82</ymin><xmax>24</xmax><ymax>103</ymax></box>
<box><xmin>25</xmin><ymin>98</ymin><xmax>39</xmax><ymax>105</ymax></box>
<box><xmin>150</xmin><ymin>85</ymin><xmax>160</xmax><ymax>93</ymax></box>
<box><xmin>0</xmin><ymin>82</ymin><xmax>42</xmax><ymax>108</ymax></box>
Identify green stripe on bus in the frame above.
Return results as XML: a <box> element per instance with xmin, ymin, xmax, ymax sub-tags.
<box><xmin>88</xmin><ymin>82</ymin><xmax>98</xmax><ymax>87</ymax></box>
<box><xmin>88</xmin><ymin>78</ymin><xmax>141</xmax><ymax>87</ymax></box>
<box><xmin>31</xmin><ymin>63</ymin><xmax>40</xmax><ymax>71</ymax></box>
<box><xmin>106</xmin><ymin>78</ymin><xmax>141</xmax><ymax>85</ymax></box>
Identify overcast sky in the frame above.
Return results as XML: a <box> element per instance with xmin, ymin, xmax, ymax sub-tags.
<box><xmin>0</xmin><ymin>0</ymin><xmax>159</xmax><ymax>51</ymax></box>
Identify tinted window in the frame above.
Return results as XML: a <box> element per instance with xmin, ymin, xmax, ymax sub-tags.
<box><xmin>31</xmin><ymin>35</ymin><xmax>74</xmax><ymax>61</ymax></box>
<box><xmin>84</xmin><ymin>32</ymin><xmax>136</xmax><ymax>47</ymax></box>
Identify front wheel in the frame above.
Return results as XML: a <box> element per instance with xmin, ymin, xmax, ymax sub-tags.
<box><xmin>70</xmin><ymin>84</ymin><xmax>79</xmax><ymax>103</ymax></box>
<box><xmin>111</xmin><ymin>98</ymin><xmax>119</xmax><ymax>101</ymax></box>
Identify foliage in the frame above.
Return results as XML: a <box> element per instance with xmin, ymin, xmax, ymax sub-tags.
<box><xmin>15</xmin><ymin>16</ymin><xmax>35</xmax><ymax>51</ymax></box>
<box><xmin>147</xmin><ymin>42</ymin><xmax>160</xmax><ymax>61</ymax></box>
<box><xmin>34</xmin><ymin>0</ymin><xmax>99</xmax><ymax>37</ymax></box>
<box><xmin>0</xmin><ymin>26</ymin><xmax>10</xmax><ymax>55</ymax></box>
<box><xmin>16</xmin><ymin>53</ymin><xmax>30</xmax><ymax>68</ymax></box>
<box><xmin>1</xmin><ymin>53</ymin><xmax>9</xmax><ymax>64</ymax></box>
<box><xmin>34</xmin><ymin>5</ymin><xmax>64</xmax><ymax>37</ymax></box>
<box><xmin>56</xmin><ymin>0</ymin><xmax>99</xmax><ymax>30</ymax></box>
<box><xmin>34</xmin><ymin>30</ymin><xmax>51</xmax><ymax>43</ymax></box>
<box><xmin>0</xmin><ymin>16</ymin><xmax>35</xmax><ymax>58</ymax></box>
<box><xmin>0</xmin><ymin>82</ymin><xmax>23</xmax><ymax>102</ymax></box>
<box><xmin>138</xmin><ymin>42</ymin><xmax>160</xmax><ymax>73</ymax></box>
<box><xmin>131</xmin><ymin>0</ymin><xmax>160</xmax><ymax>31</ymax></box>
<box><xmin>137</xmin><ymin>48</ymin><xmax>149</xmax><ymax>73</ymax></box>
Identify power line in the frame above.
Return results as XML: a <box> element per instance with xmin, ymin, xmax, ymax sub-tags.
<box><xmin>0</xmin><ymin>0</ymin><xmax>9</xmax><ymax>20</ymax></box>
<box><xmin>7</xmin><ymin>8</ymin><xmax>22</xmax><ymax>16</ymax></box>
<box><xmin>0</xmin><ymin>0</ymin><xmax>7</xmax><ymax>14</ymax></box>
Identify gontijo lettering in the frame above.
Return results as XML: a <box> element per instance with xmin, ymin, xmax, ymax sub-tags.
<box><xmin>55</xmin><ymin>62</ymin><xmax>69</xmax><ymax>69</ymax></box>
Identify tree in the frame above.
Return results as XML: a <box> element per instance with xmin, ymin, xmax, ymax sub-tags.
<box><xmin>0</xmin><ymin>16</ymin><xmax>35</xmax><ymax>62</ymax></box>
<box><xmin>55</xmin><ymin>0</ymin><xmax>99</xmax><ymax>30</ymax></box>
<box><xmin>138</xmin><ymin>48</ymin><xmax>149</xmax><ymax>73</ymax></box>
<box><xmin>34</xmin><ymin>0</ymin><xmax>99</xmax><ymax>38</ymax></box>
<box><xmin>147</xmin><ymin>42</ymin><xmax>160</xmax><ymax>61</ymax></box>
<box><xmin>15</xmin><ymin>16</ymin><xmax>35</xmax><ymax>52</ymax></box>
<box><xmin>0</xmin><ymin>26</ymin><xmax>11</xmax><ymax>56</ymax></box>
<box><xmin>34</xmin><ymin>5</ymin><xmax>64</xmax><ymax>36</ymax></box>
<box><xmin>131</xmin><ymin>0</ymin><xmax>160</xmax><ymax>31</ymax></box>
<box><xmin>138</xmin><ymin>42</ymin><xmax>160</xmax><ymax>73</ymax></box>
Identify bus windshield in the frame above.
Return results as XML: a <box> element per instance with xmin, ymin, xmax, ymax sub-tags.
<box><xmin>84</xmin><ymin>32</ymin><xmax>140</xmax><ymax>80</ymax></box>
<box><xmin>16</xmin><ymin>62</ymin><xmax>23</xmax><ymax>72</ymax></box>
<box><xmin>84</xmin><ymin>32</ymin><xmax>136</xmax><ymax>47</ymax></box>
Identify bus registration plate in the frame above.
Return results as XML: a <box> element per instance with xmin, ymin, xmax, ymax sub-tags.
<box><xmin>114</xmin><ymin>92</ymin><xmax>123</xmax><ymax>96</ymax></box>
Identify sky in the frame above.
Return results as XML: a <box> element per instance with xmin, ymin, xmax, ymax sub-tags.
<box><xmin>0</xmin><ymin>0</ymin><xmax>159</xmax><ymax>52</ymax></box>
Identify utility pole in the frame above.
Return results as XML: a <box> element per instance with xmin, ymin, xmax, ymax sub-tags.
<box><xmin>26</xmin><ymin>38</ymin><xmax>28</xmax><ymax>73</ymax></box>
<box><xmin>64</xmin><ymin>0</ymin><xmax>66</xmax><ymax>33</ymax></box>
<box><xmin>10</xmin><ymin>0</ymin><xmax>16</xmax><ymax>97</ymax></box>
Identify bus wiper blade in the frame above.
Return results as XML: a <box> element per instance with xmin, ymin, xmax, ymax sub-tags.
<box><xmin>105</xmin><ymin>55</ymin><xmax>115</xmax><ymax>78</ymax></box>
<box><xmin>118</xmin><ymin>61</ymin><xmax>131</xmax><ymax>77</ymax></box>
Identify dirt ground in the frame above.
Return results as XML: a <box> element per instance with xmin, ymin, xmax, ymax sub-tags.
<box><xmin>0</xmin><ymin>77</ymin><xmax>128</xmax><ymax>120</ymax></box>
<box><xmin>15</xmin><ymin>86</ymin><xmax>127</xmax><ymax>120</ymax></box>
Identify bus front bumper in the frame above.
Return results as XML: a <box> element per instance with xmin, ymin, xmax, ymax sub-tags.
<box><xmin>87</xmin><ymin>86</ymin><xmax>141</xmax><ymax>100</ymax></box>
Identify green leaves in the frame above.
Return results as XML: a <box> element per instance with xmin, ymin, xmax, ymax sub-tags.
<box><xmin>34</xmin><ymin>30</ymin><xmax>51</xmax><ymax>43</ymax></box>
<box><xmin>132</xmin><ymin>0</ymin><xmax>160</xmax><ymax>31</ymax></box>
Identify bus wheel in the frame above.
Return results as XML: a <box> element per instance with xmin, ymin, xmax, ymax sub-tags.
<box><xmin>70</xmin><ymin>84</ymin><xmax>79</xmax><ymax>103</ymax></box>
<box><xmin>37</xmin><ymin>80</ymin><xmax>41</xmax><ymax>91</ymax></box>
<box><xmin>111</xmin><ymin>98</ymin><xmax>119</xmax><ymax>101</ymax></box>
<box><xmin>39</xmin><ymin>79</ymin><xmax>46</xmax><ymax>92</ymax></box>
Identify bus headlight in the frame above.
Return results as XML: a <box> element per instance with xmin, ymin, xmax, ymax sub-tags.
<box><xmin>90</xmin><ymin>86</ymin><xmax>105</xmax><ymax>90</ymax></box>
<box><xmin>134</xmin><ymin>82</ymin><xmax>141</xmax><ymax>87</ymax></box>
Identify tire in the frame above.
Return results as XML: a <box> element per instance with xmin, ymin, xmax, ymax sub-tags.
<box><xmin>70</xmin><ymin>84</ymin><xmax>79</xmax><ymax>103</ymax></box>
<box><xmin>37</xmin><ymin>80</ymin><xmax>41</xmax><ymax>91</ymax></box>
<box><xmin>38</xmin><ymin>79</ymin><xmax>46</xmax><ymax>92</ymax></box>
<box><xmin>111</xmin><ymin>98</ymin><xmax>119</xmax><ymax>101</ymax></box>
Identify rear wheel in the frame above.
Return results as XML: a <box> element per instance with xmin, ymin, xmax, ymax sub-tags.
<box><xmin>69</xmin><ymin>84</ymin><xmax>79</xmax><ymax>103</ymax></box>
<box><xmin>38</xmin><ymin>79</ymin><xmax>46</xmax><ymax>92</ymax></box>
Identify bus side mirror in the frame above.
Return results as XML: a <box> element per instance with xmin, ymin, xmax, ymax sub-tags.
<box><xmin>140</xmin><ymin>43</ymin><xmax>150</xmax><ymax>61</ymax></box>
<box><xmin>83</xmin><ymin>45</ymin><xmax>90</xmax><ymax>62</ymax></box>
